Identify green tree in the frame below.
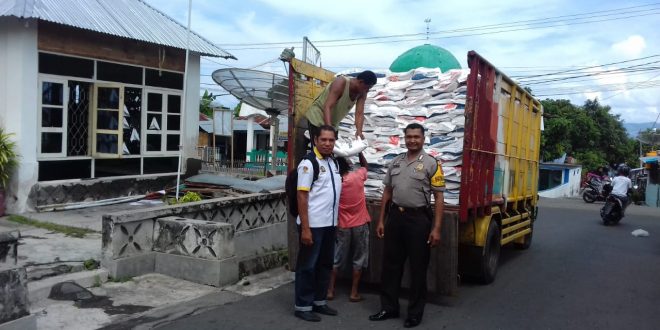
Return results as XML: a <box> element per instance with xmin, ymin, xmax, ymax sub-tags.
<box><xmin>200</xmin><ymin>90</ymin><xmax>218</xmax><ymax>118</ymax></box>
<box><xmin>233</xmin><ymin>102</ymin><xmax>242</xmax><ymax>118</ymax></box>
<box><xmin>540</xmin><ymin>98</ymin><xmax>637</xmax><ymax>172</ymax></box>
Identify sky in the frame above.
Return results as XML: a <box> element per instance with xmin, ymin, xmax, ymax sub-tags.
<box><xmin>147</xmin><ymin>0</ymin><xmax>660</xmax><ymax>125</ymax></box>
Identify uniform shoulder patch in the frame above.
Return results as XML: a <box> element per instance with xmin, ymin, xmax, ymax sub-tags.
<box><xmin>431</xmin><ymin>160</ymin><xmax>445</xmax><ymax>187</ymax></box>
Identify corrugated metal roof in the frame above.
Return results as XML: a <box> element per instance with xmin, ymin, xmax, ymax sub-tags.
<box><xmin>1</xmin><ymin>0</ymin><xmax>236</xmax><ymax>59</ymax></box>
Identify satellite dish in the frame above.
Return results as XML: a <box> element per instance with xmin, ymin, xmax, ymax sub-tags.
<box><xmin>211</xmin><ymin>68</ymin><xmax>289</xmax><ymax>175</ymax></box>
<box><xmin>211</xmin><ymin>69</ymin><xmax>288</xmax><ymax>115</ymax></box>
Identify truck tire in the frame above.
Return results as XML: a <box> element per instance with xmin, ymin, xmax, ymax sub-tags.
<box><xmin>458</xmin><ymin>219</ymin><xmax>501</xmax><ymax>284</ymax></box>
<box><xmin>479</xmin><ymin>220</ymin><xmax>501</xmax><ymax>284</ymax></box>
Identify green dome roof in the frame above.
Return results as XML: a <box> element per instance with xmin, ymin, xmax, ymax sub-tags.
<box><xmin>389</xmin><ymin>44</ymin><xmax>461</xmax><ymax>73</ymax></box>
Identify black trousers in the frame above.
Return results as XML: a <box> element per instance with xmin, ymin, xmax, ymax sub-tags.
<box><xmin>295</xmin><ymin>226</ymin><xmax>336</xmax><ymax>311</ymax></box>
<box><xmin>380</xmin><ymin>207</ymin><xmax>432</xmax><ymax>318</ymax></box>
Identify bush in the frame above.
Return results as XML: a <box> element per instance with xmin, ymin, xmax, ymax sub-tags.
<box><xmin>178</xmin><ymin>191</ymin><xmax>203</xmax><ymax>203</ymax></box>
<box><xmin>0</xmin><ymin>128</ymin><xmax>18</xmax><ymax>188</ymax></box>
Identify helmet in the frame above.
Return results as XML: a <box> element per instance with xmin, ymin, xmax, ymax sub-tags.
<box><xmin>617</xmin><ymin>164</ymin><xmax>630</xmax><ymax>176</ymax></box>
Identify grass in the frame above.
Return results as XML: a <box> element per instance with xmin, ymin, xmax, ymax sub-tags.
<box><xmin>92</xmin><ymin>275</ymin><xmax>102</xmax><ymax>288</ymax></box>
<box><xmin>84</xmin><ymin>258</ymin><xmax>100</xmax><ymax>270</ymax></box>
<box><xmin>7</xmin><ymin>215</ymin><xmax>97</xmax><ymax>238</ymax></box>
<box><xmin>108</xmin><ymin>276</ymin><xmax>133</xmax><ymax>283</ymax></box>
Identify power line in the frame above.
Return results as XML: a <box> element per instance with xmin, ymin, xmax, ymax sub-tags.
<box><xmin>313</xmin><ymin>11</ymin><xmax>660</xmax><ymax>49</ymax></box>
<box><xmin>521</xmin><ymin>68</ymin><xmax>660</xmax><ymax>87</ymax></box>
<box><xmin>520</xmin><ymin>60</ymin><xmax>660</xmax><ymax>85</ymax></box>
<box><xmin>515</xmin><ymin>55</ymin><xmax>660</xmax><ymax>80</ymax></box>
<box><xmin>201</xmin><ymin>57</ymin><xmax>235</xmax><ymax>67</ymax></box>
<box><xmin>220</xmin><ymin>6</ymin><xmax>660</xmax><ymax>50</ymax></box>
<box><xmin>534</xmin><ymin>80</ymin><xmax>660</xmax><ymax>97</ymax></box>
<box><xmin>217</xmin><ymin>3</ymin><xmax>660</xmax><ymax>47</ymax></box>
<box><xmin>602</xmin><ymin>71</ymin><xmax>660</xmax><ymax>101</ymax></box>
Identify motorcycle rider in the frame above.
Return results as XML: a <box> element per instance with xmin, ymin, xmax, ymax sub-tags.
<box><xmin>610</xmin><ymin>164</ymin><xmax>633</xmax><ymax>214</ymax></box>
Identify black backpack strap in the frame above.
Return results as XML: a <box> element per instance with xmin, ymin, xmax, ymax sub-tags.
<box><xmin>304</xmin><ymin>152</ymin><xmax>321</xmax><ymax>184</ymax></box>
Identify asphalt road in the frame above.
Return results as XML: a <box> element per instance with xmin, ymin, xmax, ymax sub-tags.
<box><xmin>158</xmin><ymin>198</ymin><xmax>660</xmax><ymax>330</ymax></box>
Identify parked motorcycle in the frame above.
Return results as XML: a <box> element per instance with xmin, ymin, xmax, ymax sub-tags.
<box><xmin>600</xmin><ymin>188</ymin><xmax>634</xmax><ymax>225</ymax></box>
<box><xmin>582</xmin><ymin>176</ymin><xmax>612</xmax><ymax>203</ymax></box>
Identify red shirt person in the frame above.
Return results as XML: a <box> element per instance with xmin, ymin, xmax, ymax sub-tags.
<box><xmin>327</xmin><ymin>152</ymin><xmax>370</xmax><ymax>303</ymax></box>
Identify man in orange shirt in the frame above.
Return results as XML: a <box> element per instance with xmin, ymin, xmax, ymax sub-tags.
<box><xmin>326</xmin><ymin>152</ymin><xmax>370</xmax><ymax>303</ymax></box>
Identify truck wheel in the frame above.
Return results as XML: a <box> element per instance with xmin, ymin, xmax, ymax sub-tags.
<box><xmin>479</xmin><ymin>220</ymin><xmax>501</xmax><ymax>284</ymax></box>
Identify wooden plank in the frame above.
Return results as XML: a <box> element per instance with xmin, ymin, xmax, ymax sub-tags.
<box><xmin>290</xmin><ymin>58</ymin><xmax>335</xmax><ymax>83</ymax></box>
<box><xmin>38</xmin><ymin>21</ymin><xmax>185</xmax><ymax>72</ymax></box>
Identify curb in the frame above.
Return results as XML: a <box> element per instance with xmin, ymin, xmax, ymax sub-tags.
<box><xmin>27</xmin><ymin>269</ymin><xmax>108</xmax><ymax>304</ymax></box>
<box><xmin>0</xmin><ymin>314</ymin><xmax>37</xmax><ymax>330</ymax></box>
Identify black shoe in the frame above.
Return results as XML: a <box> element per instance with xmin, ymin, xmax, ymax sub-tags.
<box><xmin>404</xmin><ymin>317</ymin><xmax>421</xmax><ymax>328</ymax></box>
<box><xmin>294</xmin><ymin>311</ymin><xmax>321</xmax><ymax>322</ymax></box>
<box><xmin>369</xmin><ymin>310</ymin><xmax>400</xmax><ymax>321</ymax></box>
<box><xmin>312</xmin><ymin>304</ymin><xmax>338</xmax><ymax>316</ymax></box>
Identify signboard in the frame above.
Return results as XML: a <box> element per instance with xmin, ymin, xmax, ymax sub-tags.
<box><xmin>213</xmin><ymin>109</ymin><xmax>233</xmax><ymax>136</ymax></box>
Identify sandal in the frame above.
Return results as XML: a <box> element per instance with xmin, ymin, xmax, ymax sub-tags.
<box><xmin>349</xmin><ymin>296</ymin><xmax>365</xmax><ymax>302</ymax></box>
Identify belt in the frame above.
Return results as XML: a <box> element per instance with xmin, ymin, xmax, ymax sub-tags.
<box><xmin>391</xmin><ymin>203</ymin><xmax>427</xmax><ymax>213</ymax></box>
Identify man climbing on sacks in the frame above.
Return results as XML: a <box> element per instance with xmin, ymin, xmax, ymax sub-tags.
<box><xmin>295</xmin><ymin>70</ymin><xmax>377</xmax><ymax>162</ymax></box>
<box><xmin>294</xmin><ymin>125</ymin><xmax>342</xmax><ymax>322</ymax></box>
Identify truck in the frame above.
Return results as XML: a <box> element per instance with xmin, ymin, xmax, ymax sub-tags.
<box><xmin>283</xmin><ymin>50</ymin><xmax>543</xmax><ymax>295</ymax></box>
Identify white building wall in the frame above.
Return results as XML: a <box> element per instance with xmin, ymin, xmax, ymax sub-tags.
<box><xmin>0</xmin><ymin>18</ymin><xmax>39</xmax><ymax>213</ymax></box>
<box><xmin>567</xmin><ymin>167</ymin><xmax>582</xmax><ymax>197</ymax></box>
<box><xmin>538</xmin><ymin>167</ymin><xmax>583</xmax><ymax>198</ymax></box>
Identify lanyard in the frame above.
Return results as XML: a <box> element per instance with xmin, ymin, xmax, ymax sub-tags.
<box><xmin>327</xmin><ymin>158</ymin><xmax>337</xmax><ymax>226</ymax></box>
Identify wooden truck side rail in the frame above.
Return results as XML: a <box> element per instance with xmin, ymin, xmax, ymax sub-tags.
<box><xmin>461</xmin><ymin>51</ymin><xmax>543</xmax><ymax>223</ymax></box>
<box><xmin>458</xmin><ymin>51</ymin><xmax>542</xmax><ymax>283</ymax></box>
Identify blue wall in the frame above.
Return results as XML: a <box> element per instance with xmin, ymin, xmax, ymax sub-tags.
<box><xmin>646</xmin><ymin>183</ymin><xmax>660</xmax><ymax>208</ymax></box>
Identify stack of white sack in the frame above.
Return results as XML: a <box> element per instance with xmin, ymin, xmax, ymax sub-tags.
<box><xmin>333</xmin><ymin>136</ymin><xmax>368</xmax><ymax>157</ymax></box>
<box><xmin>338</xmin><ymin>67</ymin><xmax>469</xmax><ymax>205</ymax></box>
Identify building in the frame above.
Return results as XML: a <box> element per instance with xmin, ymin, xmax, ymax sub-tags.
<box><xmin>0</xmin><ymin>0</ymin><xmax>234</xmax><ymax>213</ymax></box>
<box><xmin>389</xmin><ymin>44</ymin><xmax>462</xmax><ymax>73</ymax></box>
<box><xmin>538</xmin><ymin>163</ymin><xmax>583</xmax><ymax>198</ymax></box>
<box><xmin>639</xmin><ymin>154</ymin><xmax>659</xmax><ymax>207</ymax></box>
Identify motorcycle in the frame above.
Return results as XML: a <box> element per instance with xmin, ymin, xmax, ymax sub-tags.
<box><xmin>600</xmin><ymin>188</ymin><xmax>634</xmax><ymax>225</ymax></box>
<box><xmin>582</xmin><ymin>175</ymin><xmax>611</xmax><ymax>203</ymax></box>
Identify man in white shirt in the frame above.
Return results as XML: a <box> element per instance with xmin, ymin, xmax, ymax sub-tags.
<box><xmin>610</xmin><ymin>164</ymin><xmax>632</xmax><ymax>207</ymax></box>
<box><xmin>294</xmin><ymin>125</ymin><xmax>342</xmax><ymax>322</ymax></box>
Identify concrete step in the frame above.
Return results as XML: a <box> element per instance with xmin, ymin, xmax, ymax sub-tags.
<box><xmin>27</xmin><ymin>268</ymin><xmax>108</xmax><ymax>304</ymax></box>
<box><xmin>25</xmin><ymin>262</ymin><xmax>87</xmax><ymax>281</ymax></box>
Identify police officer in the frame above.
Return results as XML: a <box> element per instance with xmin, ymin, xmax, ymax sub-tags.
<box><xmin>369</xmin><ymin>123</ymin><xmax>445</xmax><ymax>328</ymax></box>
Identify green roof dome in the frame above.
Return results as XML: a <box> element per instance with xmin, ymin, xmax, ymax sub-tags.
<box><xmin>389</xmin><ymin>44</ymin><xmax>461</xmax><ymax>73</ymax></box>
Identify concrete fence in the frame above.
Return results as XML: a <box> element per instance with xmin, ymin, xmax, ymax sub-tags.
<box><xmin>101</xmin><ymin>191</ymin><xmax>288</xmax><ymax>286</ymax></box>
<box><xmin>0</xmin><ymin>231</ymin><xmax>36</xmax><ymax>330</ymax></box>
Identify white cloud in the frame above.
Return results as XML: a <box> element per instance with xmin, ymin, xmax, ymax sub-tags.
<box><xmin>611</xmin><ymin>35</ymin><xmax>646</xmax><ymax>58</ymax></box>
<box><xmin>145</xmin><ymin>0</ymin><xmax>660</xmax><ymax>124</ymax></box>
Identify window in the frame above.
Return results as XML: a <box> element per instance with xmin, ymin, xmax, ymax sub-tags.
<box><xmin>144</xmin><ymin>90</ymin><xmax>182</xmax><ymax>154</ymax></box>
<box><xmin>93</xmin><ymin>85</ymin><xmax>124</xmax><ymax>157</ymax></box>
<box><xmin>97</xmin><ymin>61</ymin><xmax>143</xmax><ymax>85</ymax></box>
<box><xmin>67</xmin><ymin>81</ymin><xmax>91</xmax><ymax>156</ymax></box>
<box><xmin>123</xmin><ymin>88</ymin><xmax>143</xmax><ymax>155</ymax></box>
<box><xmin>539</xmin><ymin>169</ymin><xmax>563</xmax><ymax>190</ymax></box>
<box><xmin>39</xmin><ymin>79</ymin><xmax>67</xmax><ymax>157</ymax></box>
<box><xmin>145</xmin><ymin>69</ymin><xmax>183</xmax><ymax>90</ymax></box>
<box><xmin>39</xmin><ymin>53</ymin><xmax>94</xmax><ymax>79</ymax></box>
<box><xmin>37</xmin><ymin>52</ymin><xmax>186</xmax><ymax>181</ymax></box>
